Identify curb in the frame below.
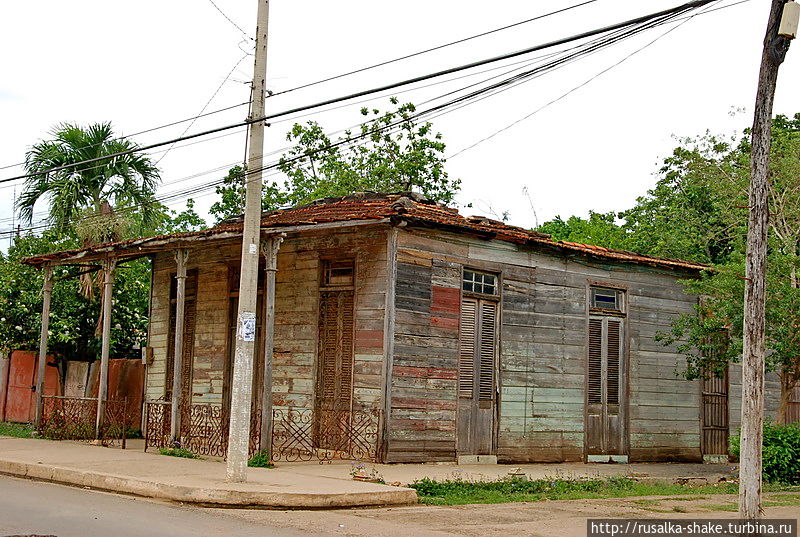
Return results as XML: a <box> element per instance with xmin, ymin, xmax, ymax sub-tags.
<box><xmin>0</xmin><ymin>459</ymin><xmax>418</xmax><ymax>509</ymax></box>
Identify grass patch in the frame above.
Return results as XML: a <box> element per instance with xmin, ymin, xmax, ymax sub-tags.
<box><xmin>706</xmin><ymin>503</ymin><xmax>737</xmax><ymax>512</ymax></box>
<box><xmin>763</xmin><ymin>494</ymin><xmax>800</xmax><ymax>507</ymax></box>
<box><xmin>632</xmin><ymin>499</ymin><xmax>661</xmax><ymax>506</ymax></box>
<box><xmin>159</xmin><ymin>447</ymin><xmax>201</xmax><ymax>459</ymax></box>
<box><xmin>410</xmin><ymin>476</ymin><xmax>747</xmax><ymax>506</ymax></box>
<box><xmin>247</xmin><ymin>450</ymin><xmax>274</xmax><ymax>468</ymax></box>
<box><xmin>0</xmin><ymin>422</ymin><xmax>36</xmax><ymax>438</ymax></box>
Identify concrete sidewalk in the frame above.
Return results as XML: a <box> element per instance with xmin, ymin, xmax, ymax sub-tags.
<box><xmin>0</xmin><ymin>436</ymin><xmax>417</xmax><ymax>509</ymax></box>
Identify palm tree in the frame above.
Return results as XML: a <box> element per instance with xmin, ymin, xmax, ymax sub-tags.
<box><xmin>17</xmin><ymin>122</ymin><xmax>160</xmax><ymax>234</ymax></box>
<box><xmin>18</xmin><ymin>122</ymin><xmax>161</xmax><ymax>303</ymax></box>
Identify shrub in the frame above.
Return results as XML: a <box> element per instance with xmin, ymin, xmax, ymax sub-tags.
<box><xmin>731</xmin><ymin>423</ymin><xmax>800</xmax><ymax>484</ymax></box>
<box><xmin>0</xmin><ymin>422</ymin><xmax>36</xmax><ymax>438</ymax></box>
<box><xmin>247</xmin><ymin>450</ymin><xmax>274</xmax><ymax>468</ymax></box>
<box><xmin>159</xmin><ymin>447</ymin><xmax>199</xmax><ymax>459</ymax></box>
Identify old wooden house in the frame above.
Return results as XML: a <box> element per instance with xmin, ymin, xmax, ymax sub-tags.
<box><xmin>23</xmin><ymin>192</ymin><xmax>785</xmax><ymax>464</ymax></box>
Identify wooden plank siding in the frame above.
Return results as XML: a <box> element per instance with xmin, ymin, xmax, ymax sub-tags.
<box><xmin>146</xmin><ymin>227</ymin><xmax>390</xmax><ymax>420</ymax></box>
<box><xmin>387</xmin><ymin>227</ymin><xmax>770</xmax><ymax>463</ymax></box>
<box><xmin>143</xmin><ymin>222</ymin><xmax>789</xmax><ymax>463</ymax></box>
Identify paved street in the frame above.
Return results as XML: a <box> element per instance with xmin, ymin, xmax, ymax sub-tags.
<box><xmin>0</xmin><ymin>476</ymin><xmax>330</xmax><ymax>537</ymax></box>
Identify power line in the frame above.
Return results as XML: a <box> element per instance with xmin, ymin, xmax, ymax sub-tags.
<box><xmin>0</xmin><ymin>100</ymin><xmax>250</xmax><ymax>175</ymax></box>
<box><xmin>446</xmin><ymin>0</ymin><xmax>740</xmax><ymax>158</ymax></box>
<box><xmin>2</xmin><ymin>1</ymin><xmax>712</xmax><ymax>235</ymax></box>
<box><xmin>0</xmin><ymin>0</ymin><xmax>715</xmax><ymax>187</ymax></box>
<box><xmin>267</xmin><ymin>0</ymin><xmax>601</xmax><ymax>98</ymax></box>
<box><xmin>157</xmin><ymin>53</ymin><xmax>251</xmax><ymax>164</ymax></box>
<box><xmin>0</xmin><ymin>4</ymin><xmax>593</xmax><ymax>176</ymax></box>
<box><xmin>207</xmin><ymin>0</ymin><xmax>253</xmax><ymax>40</ymax></box>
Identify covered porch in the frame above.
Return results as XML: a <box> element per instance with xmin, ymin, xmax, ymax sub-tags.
<box><xmin>22</xmin><ymin>217</ymin><xmax>393</xmax><ymax>463</ymax></box>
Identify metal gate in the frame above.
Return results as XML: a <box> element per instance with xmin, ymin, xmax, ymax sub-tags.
<box><xmin>701</xmin><ymin>367</ymin><xmax>729</xmax><ymax>457</ymax></box>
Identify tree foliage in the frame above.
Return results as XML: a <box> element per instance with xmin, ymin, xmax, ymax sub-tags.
<box><xmin>0</xmin><ymin>231</ymin><xmax>148</xmax><ymax>361</ymax></box>
<box><xmin>278</xmin><ymin>99</ymin><xmax>457</xmax><ymax>204</ymax></box>
<box><xmin>536</xmin><ymin>211</ymin><xmax>631</xmax><ymax>250</ymax></box>
<box><xmin>18</xmin><ymin>122</ymin><xmax>161</xmax><ymax>234</ymax></box>
<box><xmin>540</xmin><ymin>114</ymin><xmax>800</xmax><ymax>423</ymax></box>
<box><xmin>209</xmin><ymin>99</ymin><xmax>459</xmax><ymax>224</ymax></box>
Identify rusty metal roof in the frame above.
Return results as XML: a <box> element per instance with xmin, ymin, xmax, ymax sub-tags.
<box><xmin>21</xmin><ymin>192</ymin><xmax>708</xmax><ymax>272</ymax></box>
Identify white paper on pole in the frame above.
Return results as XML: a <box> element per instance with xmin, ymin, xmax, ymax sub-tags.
<box><xmin>239</xmin><ymin>312</ymin><xmax>256</xmax><ymax>341</ymax></box>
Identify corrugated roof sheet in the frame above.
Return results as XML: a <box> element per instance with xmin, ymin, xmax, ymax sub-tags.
<box><xmin>22</xmin><ymin>192</ymin><xmax>708</xmax><ymax>272</ymax></box>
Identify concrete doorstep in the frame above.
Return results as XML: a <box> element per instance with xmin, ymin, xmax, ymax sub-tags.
<box><xmin>0</xmin><ymin>436</ymin><xmax>417</xmax><ymax>509</ymax></box>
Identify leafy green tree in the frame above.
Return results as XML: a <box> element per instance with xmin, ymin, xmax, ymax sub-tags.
<box><xmin>209</xmin><ymin>166</ymin><xmax>286</xmax><ymax>224</ymax></box>
<box><xmin>620</xmin><ymin>133</ymin><xmax>744</xmax><ymax>265</ymax></box>
<box><xmin>209</xmin><ymin>100</ymin><xmax>459</xmax><ymax>222</ymax></box>
<box><xmin>277</xmin><ymin>99</ymin><xmax>458</xmax><ymax>205</ymax></box>
<box><xmin>0</xmin><ymin>231</ymin><xmax>148</xmax><ymax>362</ymax></box>
<box><xmin>654</xmin><ymin>115</ymin><xmax>800</xmax><ymax>423</ymax></box>
<box><xmin>537</xmin><ymin>211</ymin><xmax>631</xmax><ymax>250</ymax></box>
<box><xmin>17</xmin><ymin>122</ymin><xmax>161</xmax><ymax>235</ymax></box>
<box><xmin>155</xmin><ymin>199</ymin><xmax>208</xmax><ymax>234</ymax></box>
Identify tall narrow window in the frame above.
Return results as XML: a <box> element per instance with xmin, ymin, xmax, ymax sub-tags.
<box><xmin>459</xmin><ymin>269</ymin><xmax>499</xmax><ymax>403</ymax></box>
<box><xmin>586</xmin><ymin>285</ymin><xmax>626</xmax><ymax>456</ymax></box>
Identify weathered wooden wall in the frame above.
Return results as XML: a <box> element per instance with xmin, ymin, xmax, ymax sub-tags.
<box><xmin>145</xmin><ymin>226</ymin><xmax>389</xmax><ymax>415</ymax></box>
<box><xmin>387</xmin><ymin>227</ymin><xmax>765</xmax><ymax>463</ymax></box>
<box><xmin>144</xmin><ymin>223</ymin><xmax>785</xmax><ymax>463</ymax></box>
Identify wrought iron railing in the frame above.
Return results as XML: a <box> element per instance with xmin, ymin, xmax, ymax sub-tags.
<box><xmin>39</xmin><ymin>395</ymin><xmax>128</xmax><ymax>448</ymax></box>
<box><xmin>271</xmin><ymin>406</ymin><xmax>381</xmax><ymax>463</ymax></box>
<box><xmin>144</xmin><ymin>400</ymin><xmax>381</xmax><ymax>462</ymax></box>
<box><xmin>144</xmin><ymin>401</ymin><xmax>261</xmax><ymax>458</ymax></box>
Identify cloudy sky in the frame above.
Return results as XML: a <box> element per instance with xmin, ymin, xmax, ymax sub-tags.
<box><xmin>1</xmin><ymin>0</ymin><xmax>799</xmax><ymax>245</ymax></box>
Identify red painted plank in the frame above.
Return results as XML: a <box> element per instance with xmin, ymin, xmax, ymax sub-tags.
<box><xmin>431</xmin><ymin>286</ymin><xmax>461</xmax><ymax>314</ymax></box>
<box><xmin>393</xmin><ymin>366</ymin><xmax>458</xmax><ymax>380</ymax></box>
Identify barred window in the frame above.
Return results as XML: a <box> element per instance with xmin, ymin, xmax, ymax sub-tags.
<box><xmin>462</xmin><ymin>269</ymin><xmax>497</xmax><ymax>295</ymax></box>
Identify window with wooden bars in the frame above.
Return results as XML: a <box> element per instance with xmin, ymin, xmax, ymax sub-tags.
<box><xmin>322</xmin><ymin>259</ymin><xmax>354</xmax><ymax>288</ymax></box>
<box><xmin>463</xmin><ymin>269</ymin><xmax>498</xmax><ymax>295</ymax></box>
<box><xmin>459</xmin><ymin>296</ymin><xmax>498</xmax><ymax>403</ymax></box>
<box><xmin>590</xmin><ymin>287</ymin><xmax>623</xmax><ymax>313</ymax></box>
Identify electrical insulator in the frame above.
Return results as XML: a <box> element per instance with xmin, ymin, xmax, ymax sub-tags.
<box><xmin>779</xmin><ymin>1</ymin><xmax>800</xmax><ymax>39</ymax></box>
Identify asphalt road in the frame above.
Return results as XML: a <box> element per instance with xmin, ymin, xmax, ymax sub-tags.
<box><xmin>0</xmin><ymin>475</ymin><xmax>331</xmax><ymax>537</ymax></box>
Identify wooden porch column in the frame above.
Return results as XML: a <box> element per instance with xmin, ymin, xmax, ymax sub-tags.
<box><xmin>170</xmin><ymin>250</ymin><xmax>189</xmax><ymax>444</ymax></box>
<box><xmin>34</xmin><ymin>265</ymin><xmax>53</xmax><ymax>428</ymax></box>
<box><xmin>96</xmin><ymin>259</ymin><xmax>116</xmax><ymax>437</ymax></box>
<box><xmin>259</xmin><ymin>235</ymin><xmax>284</xmax><ymax>454</ymax></box>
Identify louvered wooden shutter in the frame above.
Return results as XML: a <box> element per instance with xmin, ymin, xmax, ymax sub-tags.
<box><xmin>459</xmin><ymin>297</ymin><xmax>497</xmax><ymax>401</ymax></box>
<box><xmin>166</xmin><ymin>270</ymin><xmax>198</xmax><ymax>401</ymax></box>
<box><xmin>588</xmin><ymin>318</ymin><xmax>603</xmax><ymax>405</ymax></box>
<box><xmin>606</xmin><ymin>319</ymin><xmax>621</xmax><ymax>405</ymax></box>
<box><xmin>317</xmin><ymin>290</ymin><xmax>355</xmax><ymax>411</ymax></box>
<box><xmin>478</xmin><ymin>301</ymin><xmax>497</xmax><ymax>402</ymax></box>
<box><xmin>459</xmin><ymin>298</ymin><xmax>477</xmax><ymax>398</ymax></box>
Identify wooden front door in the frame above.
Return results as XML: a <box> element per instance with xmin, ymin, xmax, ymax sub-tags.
<box><xmin>166</xmin><ymin>269</ymin><xmax>198</xmax><ymax>430</ymax></box>
<box><xmin>701</xmin><ymin>367</ymin><xmax>729</xmax><ymax>456</ymax></box>
<box><xmin>315</xmin><ymin>289</ymin><xmax>355</xmax><ymax>450</ymax></box>
<box><xmin>457</xmin><ymin>297</ymin><xmax>498</xmax><ymax>455</ymax></box>
<box><xmin>586</xmin><ymin>316</ymin><xmax>626</xmax><ymax>457</ymax></box>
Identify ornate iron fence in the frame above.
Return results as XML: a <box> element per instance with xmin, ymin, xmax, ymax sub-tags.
<box><xmin>38</xmin><ymin>396</ymin><xmax>128</xmax><ymax>448</ymax></box>
<box><xmin>271</xmin><ymin>406</ymin><xmax>381</xmax><ymax>463</ymax></box>
<box><xmin>144</xmin><ymin>401</ymin><xmax>381</xmax><ymax>462</ymax></box>
<box><xmin>144</xmin><ymin>401</ymin><xmax>261</xmax><ymax>458</ymax></box>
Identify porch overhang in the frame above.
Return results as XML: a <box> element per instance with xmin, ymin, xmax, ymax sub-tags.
<box><xmin>20</xmin><ymin>218</ymin><xmax>393</xmax><ymax>267</ymax></box>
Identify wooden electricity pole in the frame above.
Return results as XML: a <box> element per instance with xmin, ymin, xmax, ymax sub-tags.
<box><xmin>740</xmin><ymin>0</ymin><xmax>795</xmax><ymax>520</ymax></box>
<box><xmin>226</xmin><ymin>0</ymin><xmax>270</xmax><ymax>482</ymax></box>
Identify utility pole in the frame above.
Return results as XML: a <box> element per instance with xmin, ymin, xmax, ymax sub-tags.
<box><xmin>740</xmin><ymin>0</ymin><xmax>796</xmax><ymax>520</ymax></box>
<box><xmin>226</xmin><ymin>0</ymin><xmax>270</xmax><ymax>483</ymax></box>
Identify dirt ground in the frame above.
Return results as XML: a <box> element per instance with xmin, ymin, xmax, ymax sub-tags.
<box><xmin>209</xmin><ymin>494</ymin><xmax>800</xmax><ymax>537</ymax></box>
